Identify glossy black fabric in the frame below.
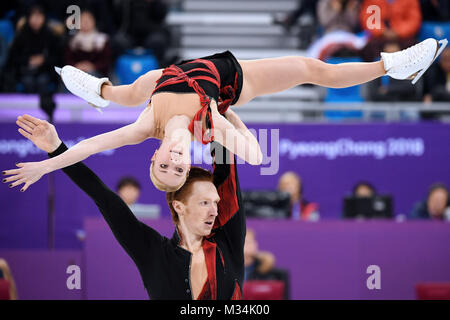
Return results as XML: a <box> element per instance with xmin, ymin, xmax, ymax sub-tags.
<box><xmin>153</xmin><ymin>50</ymin><xmax>243</xmax><ymax>104</ymax></box>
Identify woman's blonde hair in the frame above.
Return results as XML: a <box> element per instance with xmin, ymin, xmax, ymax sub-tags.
<box><xmin>149</xmin><ymin>161</ymin><xmax>188</xmax><ymax>192</ymax></box>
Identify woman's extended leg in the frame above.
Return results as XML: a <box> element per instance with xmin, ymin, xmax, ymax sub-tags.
<box><xmin>235</xmin><ymin>56</ymin><xmax>385</xmax><ymax>106</ymax></box>
<box><xmin>236</xmin><ymin>38</ymin><xmax>444</xmax><ymax>105</ymax></box>
<box><xmin>101</xmin><ymin>69</ymin><xmax>162</xmax><ymax>106</ymax></box>
<box><xmin>56</xmin><ymin>66</ymin><xmax>163</xmax><ymax>108</ymax></box>
<box><xmin>101</xmin><ymin>68</ymin><xmax>163</xmax><ymax>106</ymax></box>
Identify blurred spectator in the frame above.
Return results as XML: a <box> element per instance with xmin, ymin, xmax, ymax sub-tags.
<box><xmin>37</xmin><ymin>0</ymin><xmax>116</xmax><ymax>35</ymax></box>
<box><xmin>0</xmin><ymin>258</ymin><xmax>18</xmax><ymax>300</ymax></box>
<box><xmin>0</xmin><ymin>33</ymin><xmax>6</xmax><ymax>70</ymax></box>
<box><xmin>410</xmin><ymin>183</ymin><xmax>450</xmax><ymax>220</ymax></box>
<box><xmin>273</xmin><ymin>0</ymin><xmax>318</xmax><ymax>49</ymax></box>
<box><xmin>277</xmin><ymin>171</ymin><xmax>320</xmax><ymax>221</ymax></box>
<box><xmin>117</xmin><ymin>176</ymin><xmax>141</xmax><ymax>207</ymax></box>
<box><xmin>14</xmin><ymin>1</ymin><xmax>66</xmax><ymax>37</ymax></box>
<box><xmin>318</xmin><ymin>0</ymin><xmax>360</xmax><ymax>34</ymax></box>
<box><xmin>420</xmin><ymin>0</ymin><xmax>450</xmax><ymax>21</ymax></box>
<box><xmin>308</xmin><ymin>0</ymin><xmax>366</xmax><ymax>60</ymax></box>
<box><xmin>244</xmin><ymin>229</ymin><xmax>290</xmax><ymax>299</ymax></box>
<box><xmin>344</xmin><ymin>182</ymin><xmax>393</xmax><ymax>219</ymax></box>
<box><xmin>117</xmin><ymin>176</ymin><xmax>160</xmax><ymax>219</ymax></box>
<box><xmin>359</xmin><ymin>0</ymin><xmax>422</xmax><ymax>62</ymax></box>
<box><xmin>4</xmin><ymin>4</ymin><xmax>62</xmax><ymax>120</ymax></box>
<box><xmin>244</xmin><ymin>229</ymin><xmax>275</xmax><ymax>281</ymax></box>
<box><xmin>366</xmin><ymin>41</ymin><xmax>420</xmax><ymax>101</ymax></box>
<box><xmin>352</xmin><ymin>181</ymin><xmax>377</xmax><ymax>197</ymax></box>
<box><xmin>77</xmin><ymin>175</ymin><xmax>156</xmax><ymax>243</ymax></box>
<box><xmin>274</xmin><ymin>0</ymin><xmax>318</xmax><ymax>31</ymax></box>
<box><xmin>112</xmin><ymin>0</ymin><xmax>172</xmax><ymax>66</ymax></box>
<box><xmin>421</xmin><ymin>47</ymin><xmax>450</xmax><ymax>118</ymax></box>
<box><xmin>423</xmin><ymin>47</ymin><xmax>450</xmax><ymax>103</ymax></box>
<box><xmin>64</xmin><ymin>9</ymin><xmax>112</xmax><ymax>77</ymax></box>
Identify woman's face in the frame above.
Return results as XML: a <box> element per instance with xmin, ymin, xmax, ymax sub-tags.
<box><xmin>177</xmin><ymin>181</ymin><xmax>220</xmax><ymax>237</ymax></box>
<box><xmin>118</xmin><ymin>184</ymin><xmax>140</xmax><ymax>206</ymax></box>
<box><xmin>29</xmin><ymin>11</ymin><xmax>45</xmax><ymax>32</ymax></box>
<box><xmin>278</xmin><ymin>174</ymin><xmax>300</xmax><ymax>204</ymax></box>
<box><xmin>80</xmin><ymin>12</ymin><xmax>95</xmax><ymax>33</ymax></box>
<box><xmin>355</xmin><ymin>185</ymin><xmax>374</xmax><ymax>198</ymax></box>
<box><xmin>152</xmin><ymin>137</ymin><xmax>191</xmax><ymax>188</ymax></box>
<box><xmin>427</xmin><ymin>188</ymin><xmax>448</xmax><ymax>218</ymax></box>
<box><xmin>244</xmin><ymin>230</ymin><xmax>258</xmax><ymax>258</ymax></box>
<box><xmin>440</xmin><ymin>49</ymin><xmax>450</xmax><ymax>73</ymax></box>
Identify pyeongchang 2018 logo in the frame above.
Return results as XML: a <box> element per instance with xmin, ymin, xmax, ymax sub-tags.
<box><xmin>280</xmin><ymin>138</ymin><xmax>425</xmax><ymax>160</ymax></box>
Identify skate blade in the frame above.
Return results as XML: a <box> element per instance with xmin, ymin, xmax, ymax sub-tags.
<box><xmin>412</xmin><ymin>38</ymin><xmax>448</xmax><ymax>85</ymax></box>
<box><xmin>407</xmin><ymin>72</ymin><xmax>418</xmax><ymax>80</ymax></box>
<box><xmin>54</xmin><ymin>67</ymin><xmax>62</xmax><ymax>76</ymax></box>
<box><xmin>88</xmin><ymin>102</ymin><xmax>104</xmax><ymax>113</ymax></box>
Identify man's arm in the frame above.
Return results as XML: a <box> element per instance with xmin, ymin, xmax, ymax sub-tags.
<box><xmin>12</xmin><ymin>115</ymin><xmax>162</xmax><ymax>264</ymax></box>
<box><xmin>48</xmin><ymin>143</ymin><xmax>163</xmax><ymax>263</ymax></box>
<box><xmin>211</xmin><ymin>142</ymin><xmax>246</xmax><ymax>254</ymax></box>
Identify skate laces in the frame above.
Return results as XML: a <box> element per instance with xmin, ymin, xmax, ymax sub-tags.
<box><xmin>395</xmin><ymin>42</ymin><xmax>424</xmax><ymax>70</ymax></box>
<box><xmin>71</xmin><ymin>68</ymin><xmax>97</xmax><ymax>95</ymax></box>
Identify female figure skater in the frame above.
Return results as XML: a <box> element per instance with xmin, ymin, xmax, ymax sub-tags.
<box><xmin>11</xmin><ymin>115</ymin><xmax>246</xmax><ymax>300</ymax></box>
<box><xmin>2</xmin><ymin>38</ymin><xmax>447</xmax><ymax>192</ymax></box>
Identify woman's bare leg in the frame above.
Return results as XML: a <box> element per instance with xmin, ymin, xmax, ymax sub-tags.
<box><xmin>235</xmin><ymin>56</ymin><xmax>386</xmax><ymax>106</ymax></box>
<box><xmin>101</xmin><ymin>69</ymin><xmax>163</xmax><ymax>107</ymax></box>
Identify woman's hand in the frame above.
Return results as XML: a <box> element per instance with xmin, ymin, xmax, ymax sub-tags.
<box><xmin>16</xmin><ymin>114</ymin><xmax>62</xmax><ymax>153</ymax></box>
<box><xmin>223</xmin><ymin>108</ymin><xmax>239</xmax><ymax>125</ymax></box>
<box><xmin>3</xmin><ymin>161</ymin><xmax>48</xmax><ymax>192</ymax></box>
<box><xmin>212</xmin><ymin>107</ymin><xmax>263</xmax><ymax>165</ymax></box>
<box><xmin>29</xmin><ymin>54</ymin><xmax>44</xmax><ymax>68</ymax></box>
<box><xmin>223</xmin><ymin>108</ymin><xmax>234</xmax><ymax>118</ymax></box>
<box><xmin>2</xmin><ymin>114</ymin><xmax>60</xmax><ymax>192</ymax></box>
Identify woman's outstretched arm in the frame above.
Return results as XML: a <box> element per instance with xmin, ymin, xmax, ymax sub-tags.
<box><xmin>3</xmin><ymin>108</ymin><xmax>154</xmax><ymax>191</ymax></box>
<box><xmin>212</xmin><ymin>107</ymin><xmax>263</xmax><ymax>165</ymax></box>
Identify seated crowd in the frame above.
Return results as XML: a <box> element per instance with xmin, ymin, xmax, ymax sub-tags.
<box><xmin>275</xmin><ymin>0</ymin><xmax>450</xmax><ymax>106</ymax></box>
<box><xmin>1</xmin><ymin>1</ymin><xmax>449</xmax><ymax>105</ymax></box>
<box><xmin>0</xmin><ymin>0</ymin><xmax>174</xmax><ymax>119</ymax></box>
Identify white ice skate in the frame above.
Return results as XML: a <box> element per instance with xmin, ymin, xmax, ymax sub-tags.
<box><xmin>55</xmin><ymin>66</ymin><xmax>112</xmax><ymax>111</ymax></box>
<box><xmin>381</xmin><ymin>38</ymin><xmax>448</xmax><ymax>85</ymax></box>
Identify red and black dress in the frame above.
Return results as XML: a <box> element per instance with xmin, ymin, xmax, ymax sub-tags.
<box><xmin>151</xmin><ymin>51</ymin><xmax>244</xmax><ymax>144</ymax></box>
